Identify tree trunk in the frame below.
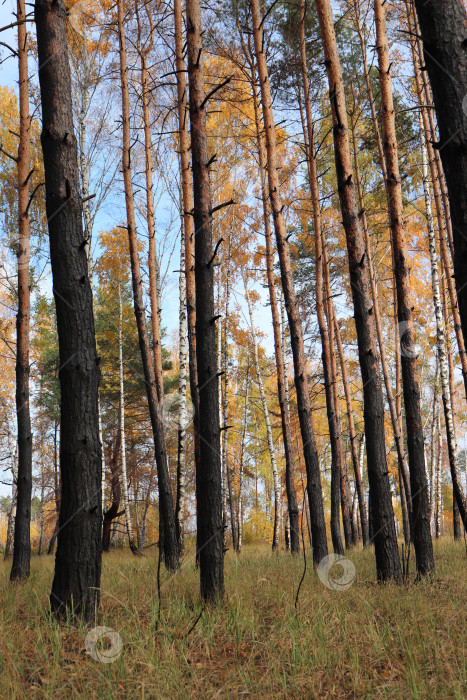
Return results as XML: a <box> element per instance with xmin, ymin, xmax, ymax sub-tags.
<box><xmin>314</xmin><ymin>0</ymin><xmax>401</xmax><ymax>581</ymax></box>
<box><xmin>48</xmin><ymin>421</ymin><xmax>60</xmax><ymax>555</ymax></box>
<box><xmin>333</xmin><ymin>290</ymin><xmax>369</xmax><ymax>547</ymax></box>
<box><xmin>298</xmin><ymin>1</ymin><xmax>346</xmax><ymax>553</ymax></box>
<box><xmin>175</xmin><ymin>226</ymin><xmax>188</xmax><ymax>554</ymax></box>
<box><xmin>429</xmin><ymin>356</ymin><xmax>440</xmax><ymax>534</ymax></box>
<box><xmin>244</xmin><ymin>276</ymin><xmax>281</xmax><ymax>551</ymax></box>
<box><xmin>412</xmin><ymin>0</ymin><xmax>467</xmax><ymax>355</ymax></box>
<box><xmin>102</xmin><ymin>431</ymin><xmax>122</xmax><ymax>552</ymax></box>
<box><xmin>186</xmin><ymin>0</ymin><xmax>224</xmax><ymax>600</ymax></box>
<box><xmin>4</xmin><ymin>434</ymin><xmax>18</xmax><ymax>561</ymax></box>
<box><xmin>174</xmin><ymin>0</ymin><xmax>201</xmax><ymax>482</ymax></box>
<box><xmin>99</xmin><ymin>396</ymin><xmax>105</xmax><ymax>522</ymax></box>
<box><xmin>420</xmin><ymin>119</ymin><xmax>467</xmax><ymax>529</ymax></box>
<box><xmin>217</xmin><ymin>280</ymin><xmax>227</xmax><ymax>548</ymax></box>
<box><xmin>349</xmin><ymin>109</ymin><xmax>413</xmax><ymax>539</ymax></box>
<box><xmin>135</xmin><ymin>2</ymin><xmax>165</xmax><ymax>406</ymax></box>
<box><xmin>453</xmin><ymin>493</ymin><xmax>461</xmax><ymax>540</ymax></box>
<box><xmin>250</xmin><ymin>0</ymin><xmax>328</xmax><ymax>565</ymax></box>
<box><xmin>374</xmin><ymin>0</ymin><xmax>434</xmax><ymax>576</ymax></box>
<box><xmin>35</xmin><ymin>0</ymin><xmax>102</xmax><ymax>620</ymax></box>
<box><xmin>435</xmin><ymin>412</ymin><xmax>442</xmax><ymax>538</ymax></box>
<box><xmin>404</xmin><ymin>1</ymin><xmax>467</xmax><ymax>405</ymax></box>
<box><xmin>222</xmin><ymin>232</ymin><xmax>238</xmax><ymax>552</ymax></box>
<box><xmin>116</xmin><ymin>0</ymin><xmax>178</xmax><ymax>570</ymax></box>
<box><xmin>237</xmin><ymin>361</ymin><xmax>250</xmax><ymax>553</ymax></box>
<box><xmin>38</xmin><ymin>465</ymin><xmax>45</xmax><ymax>555</ymax></box>
<box><xmin>76</xmin><ymin>24</ymin><xmax>93</xmax><ymax>280</ymax></box>
<box><xmin>351</xmin><ymin>0</ymin><xmax>414</xmax><ymax>541</ymax></box>
<box><xmin>118</xmin><ymin>286</ymin><xmax>139</xmax><ymax>555</ymax></box>
<box><xmin>11</xmin><ymin>0</ymin><xmax>33</xmax><ymax>582</ymax></box>
<box><xmin>245</xmin><ymin>53</ymin><xmax>300</xmax><ymax>554</ymax></box>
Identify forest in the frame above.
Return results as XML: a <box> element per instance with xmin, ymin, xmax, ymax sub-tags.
<box><xmin>0</xmin><ymin>0</ymin><xmax>466</xmax><ymax>696</ymax></box>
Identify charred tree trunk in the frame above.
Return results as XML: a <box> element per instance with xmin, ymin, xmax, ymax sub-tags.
<box><xmin>35</xmin><ymin>0</ymin><xmax>102</xmax><ymax>620</ymax></box>
<box><xmin>11</xmin><ymin>0</ymin><xmax>33</xmax><ymax>582</ymax></box>
<box><xmin>349</xmin><ymin>109</ymin><xmax>413</xmax><ymax>540</ymax></box>
<box><xmin>117</xmin><ymin>0</ymin><xmax>178</xmax><ymax>570</ymax></box>
<box><xmin>412</xmin><ymin>0</ymin><xmax>467</xmax><ymax>354</ymax></box>
<box><xmin>314</xmin><ymin>0</ymin><xmax>401</xmax><ymax>581</ymax></box>
<box><xmin>374</xmin><ymin>0</ymin><xmax>434</xmax><ymax>577</ymax></box>
<box><xmin>250</xmin><ymin>0</ymin><xmax>328</xmax><ymax>565</ymax></box>
<box><xmin>404</xmin><ymin>1</ymin><xmax>467</xmax><ymax>405</ymax></box>
<box><xmin>246</xmin><ymin>53</ymin><xmax>299</xmax><ymax>552</ymax></box>
<box><xmin>186</xmin><ymin>0</ymin><xmax>224</xmax><ymax>600</ymax></box>
<box><xmin>350</xmin><ymin>5</ymin><xmax>415</xmax><ymax>536</ymax></box>
<box><xmin>298</xmin><ymin>2</ymin><xmax>353</xmax><ymax>549</ymax></box>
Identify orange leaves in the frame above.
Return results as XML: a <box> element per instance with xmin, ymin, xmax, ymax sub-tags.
<box><xmin>95</xmin><ymin>226</ymin><xmax>138</xmax><ymax>288</ymax></box>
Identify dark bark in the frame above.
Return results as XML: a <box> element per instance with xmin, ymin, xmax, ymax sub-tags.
<box><xmin>35</xmin><ymin>0</ymin><xmax>102</xmax><ymax>620</ymax></box>
<box><xmin>297</xmin><ymin>2</ymin><xmax>344</xmax><ymax>554</ymax></box>
<box><xmin>413</xmin><ymin>0</ymin><xmax>467</xmax><ymax>367</ymax></box>
<box><xmin>11</xmin><ymin>0</ymin><xmax>32</xmax><ymax>583</ymax></box>
<box><xmin>314</xmin><ymin>0</ymin><xmax>401</xmax><ymax>581</ymax></box>
<box><xmin>453</xmin><ymin>494</ymin><xmax>461</xmax><ymax>541</ymax></box>
<box><xmin>250</xmin><ymin>0</ymin><xmax>328</xmax><ymax>565</ymax></box>
<box><xmin>247</xmin><ymin>53</ymin><xmax>300</xmax><ymax>553</ymax></box>
<box><xmin>102</xmin><ymin>432</ymin><xmax>122</xmax><ymax>552</ymax></box>
<box><xmin>186</xmin><ymin>0</ymin><xmax>224</xmax><ymax>600</ymax></box>
<box><xmin>374</xmin><ymin>0</ymin><xmax>434</xmax><ymax>577</ymax></box>
<box><xmin>117</xmin><ymin>0</ymin><xmax>179</xmax><ymax>570</ymax></box>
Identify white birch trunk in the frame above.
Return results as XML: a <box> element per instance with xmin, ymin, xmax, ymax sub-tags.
<box><xmin>429</xmin><ymin>355</ymin><xmax>440</xmax><ymax>532</ymax></box>
<box><xmin>217</xmin><ymin>278</ymin><xmax>227</xmax><ymax>541</ymax></box>
<box><xmin>435</xmin><ymin>412</ymin><xmax>442</xmax><ymax>538</ymax></box>
<box><xmin>176</xmin><ymin>228</ymin><xmax>188</xmax><ymax>551</ymax></box>
<box><xmin>99</xmin><ymin>394</ymin><xmax>106</xmax><ymax>519</ymax></box>
<box><xmin>222</xmin><ymin>230</ymin><xmax>236</xmax><ymax>548</ymax></box>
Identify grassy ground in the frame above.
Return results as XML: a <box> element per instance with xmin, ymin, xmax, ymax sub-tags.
<box><xmin>0</xmin><ymin>539</ymin><xmax>465</xmax><ymax>698</ymax></box>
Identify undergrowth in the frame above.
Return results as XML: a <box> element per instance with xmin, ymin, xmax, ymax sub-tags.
<box><xmin>0</xmin><ymin>539</ymin><xmax>465</xmax><ymax>698</ymax></box>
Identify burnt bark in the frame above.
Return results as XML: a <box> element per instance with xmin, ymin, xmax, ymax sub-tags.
<box><xmin>246</xmin><ymin>53</ymin><xmax>300</xmax><ymax>553</ymax></box>
<box><xmin>250</xmin><ymin>0</ymin><xmax>328</xmax><ymax>565</ymax></box>
<box><xmin>297</xmin><ymin>1</ymin><xmax>352</xmax><ymax>550</ymax></box>
<box><xmin>11</xmin><ymin>0</ymin><xmax>33</xmax><ymax>582</ymax></box>
<box><xmin>186</xmin><ymin>0</ymin><xmax>224</xmax><ymax>600</ymax></box>
<box><xmin>35</xmin><ymin>0</ymin><xmax>102</xmax><ymax>620</ymax></box>
<box><xmin>374</xmin><ymin>0</ymin><xmax>434</xmax><ymax>577</ymax></box>
<box><xmin>413</xmin><ymin>0</ymin><xmax>467</xmax><ymax>360</ymax></box>
<box><xmin>314</xmin><ymin>0</ymin><xmax>401</xmax><ymax>581</ymax></box>
<box><xmin>117</xmin><ymin>0</ymin><xmax>179</xmax><ymax>570</ymax></box>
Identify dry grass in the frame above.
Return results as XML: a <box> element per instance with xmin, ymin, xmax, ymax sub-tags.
<box><xmin>0</xmin><ymin>539</ymin><xmax>466</xmax><ymax>698</ymax></box>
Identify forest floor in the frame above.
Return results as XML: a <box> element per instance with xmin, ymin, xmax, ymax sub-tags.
<box><xmin>0</xmin><ymin>538</ymin><xmax>465</xmax><ymax>698</ymax></box>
